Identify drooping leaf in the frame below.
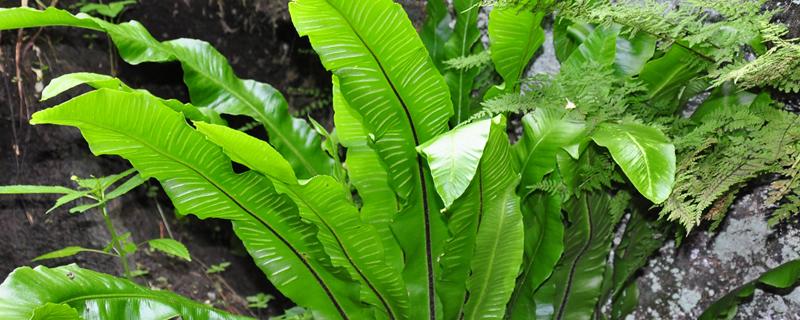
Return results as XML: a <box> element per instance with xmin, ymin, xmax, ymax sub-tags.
<box><xmin>638</xmin><ymin>44</ymin><xmax>708</xmax><ymax>111</ymax></box>
<box><xmin>290</xmin><ymin>1</ymin><xmax>453</xmax><ymax>317</ymax></box>
<box><xmin>553</xmin><ymin>19</ymin><xmax>593</xmax><ymax>63</ymax></box>
<box><xmin>31</xmin><ymin>89</ymin><xmax>363</xmax><ymax>319</ymax></box>
<box><xmin>0</xmin><ymin>7</ymin><xmax>332</xmax><ymax>178</ymax></box>
<box><xmin>0</xmin><ymin>265</ymin><xmax>249</xmax><ymax>320</ymax></box>
<box><xmin>700</xmin><ymin>259</ymin><xmax>800</xmax><ymax>320</ymax></box>
<box><xmin>591</xmin><ymin>122</ymin><xmax>676</xmax><ymax>204</ymax></box>
<box><xmin>148</xmin><ymin>239</ymin><xmax>191</xmax><ymax>261</ymax></box>
<box><xmin>195</xmin><ymin>121</ymin><xmax>411</xmax><ymax>319</ymax></box>
<box><xmin>418</xmin><ymin>118</ymin><xmax>492</xmax><ymax>208</ymax></box>
<box><xmin>488</xmin><ymin>1</ymin><xmax>546</xmax><ymax>93</ymax></box>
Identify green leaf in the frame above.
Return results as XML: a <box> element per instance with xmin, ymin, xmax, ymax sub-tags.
<box><xmin>553</xmin><ymin>19</ymin><xmax>593</xmax><ymax>63</ymax></box>
<box><xmin>462</xmin><ymin>183</ymin><xmax>524</xmax><ymax>320</ymax></box>
<box><xmin>488</xmin><ymin>1</ymin><xmax>545</xmax><ymax>93</ymax></box>
<box><xmin>0</xmin><ymin>265</ymin><xmax>248</xmax><ymax>319</ymax></box>
<box><xmin>31</xmin><ymin>89</ymin><xmax>363</xmax><ymax>319</ymax></box>
<box><xmin>32</xmin><ymin>246</ymin><xmax>97</xmax><ymax>261</ymax></box>
<box><xmin>194</xmin><ymin>121</ymin><xmax>411</xmax><ymax>320</ymax></box>
<box><xmin>420</xmin><ymin>0</ymin><xmax>452</xmax><ymax>71</ymax></box>
<box><xmin>545</xmin><ymin>193</ymin><xmax>624</xmax><ymax>320</ymax></box>
<box><xmin>506</xmin><ymin>192</ymin><xmax>564</xmax><ymax>320</ymax></box>
<box><xmin>445</xmin><ymin>0</ymin><xmax>483</xmax><ymax>123</ymax></box>
<box><xmin>591</xmin><ymin>122</ymin><xmax>676</xmax><ymax>204</ymax></box>
<box><xmin>0</xmin><ymin>185</ymin><xmax>73</xmax><ymax>194</ymax></box>
<box><xmin>437</xmin><ymin>119</ymin><xmax>520</xmax><ymax>320</ymax></box>
<box><xmin>516</xmin><ymin>107</ymin><xmax>587</xmax><ymax>191</ymax></box>
<box><xmin>48</xmin><ymin>190</ymin><xmax>92</xmax><ymax>214</ymax></box>
<box><xmin>638</xmin><ymin>44</ymin><xmax>707</xmax><ymax>109</ymax></box>
<box><xmin>104</xmin><ymin>173</ymin><xmax>146</xmax><ymax>200</ymax></box>
<box><xmin>332</xmin><ymin>76</ymin><xmax>403</xmax><ymax>271</ymax></box>
<box><xmin>291</xmin><ymin>1</ymin><xmax>453</xmax><ymax>317</ymax></box>
<box><xmin>561</xmin><ymin>25</ymin><xmax>620</xmax><ymax>74</ymax></box>
<box><xmin>0</xmin><ymin>7</ymin><xmax>333</xmax><ymax>179</ymax></box>
<box><xmin>148</xmin><ymin>239</ymin><xmax>191</xmax><ymax>261</ymax></box>
<box><xmin>614</xmin><ymin>32</ymin><xmax>656</xmax><ymax>77</ymax></box>
<box><xmin>700</xmin><ymin>259</ymin><xmax>800</xmax><ymax>320</ymax></box>
<box><xmin>418</xmin><ymin>118</ymin><xmax>492</xmax><ymax>208</ymax></box>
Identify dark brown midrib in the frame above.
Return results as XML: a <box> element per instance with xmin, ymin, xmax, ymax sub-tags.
<box><xmin>555</xmin><ymin>197</ymin><xmax>594</xmax><ymax>320</ymax></box>
<box><xmin>324</xmin><ymin>4</ymin><xmax>438</xmax><ymax>318</ymax></box>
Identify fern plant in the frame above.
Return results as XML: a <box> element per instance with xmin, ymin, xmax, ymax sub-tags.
<box><xmin>0</xmin><ymin>0</ymin><xmax>681</xmax><ymax>319</ymax></box>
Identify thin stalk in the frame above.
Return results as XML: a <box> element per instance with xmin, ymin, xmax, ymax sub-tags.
<box><xmin>100</xmin><ymin>203</ymin><xmax>131</xmax><ymax>279</ymax></box>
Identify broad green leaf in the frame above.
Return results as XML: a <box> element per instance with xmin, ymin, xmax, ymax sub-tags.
<box><xmin>614</xmin><ymin>32</ymin><xmax>656</xmax><ymax>77</ymax></box>
<box><xmin>420</xmin><ymin>0</ymin><xmax>452</xmax><ymax>71</ymax></box>
<box><xmin>31</xmin><ymin>89</ymin><xmax>363</xmax><ymax>319</ymax></box>
<box><xmin>516</xmin><ymin>107</ymin><xmax>586</xmax><ymax>191</ymax></box>
<box><xmin>290</xmin><ymin>1</ymin><xmax>452</xmax><ymax>317</ymax></box>
<box><xmin>638</xmin><ymin>44</ymin><xmax>707</xmax><ymax>110</ymax></box>
<box><xmin>462</xmin><ymin>183</ymin><xmax>524</xmax><ymax>320</ymax></box>
<box><xmin>32</xmin><ymin>246</ymin><xmax>98</xmax><ymax>261</ymax></box>
<box><xmin>553</xmin><ymin>19</ymin><xmax>593</xmax><ymax>63</ymax></box>
<box><xmin>445</xmin><ymin>0</ymin><xmax>483</xmax><ymax>123</ymax></box>
<box><xmin>561</xmin><ymin>25</ymin><xmax>619</xmax><ymax>74</ymax></box>
<box><xmin>488</xmin><ymin>0</ymin><xmax>545</xmax><ymax>92</ymax></box>
<box><xmin>148</xmin><ymin>239</ymin><xmax>191</xmax><ymax>261</ymax></box>
<box><xmin>506</xmin><ymin>192</ymin><xmax>564</xmax><ymax>320</ymax></box>
<box><xmin>0</xmin><ymin>185</ymin><xmax>73</xmax><ymax>194</ymax></box>
<box><xmin>438</xmin><ymin>119</ymin><xmax>519</xmax><ymax>320</ymax></box>
<box><xmin>332</xmin><ymin>76</ymin><xmax>403</xmax><ymax>271</ymax></box>
<box><xmin>700</xmin><ymin>259</ymin><xmax>800</xmax><ymax>320</ymax></box>
<box><xmin>194</xmin><ymin>122</ymin><xmax>410</xmax><ymax>320</ymax></box>
<box><xmin>591</xmin><ymin>122</ymin><xmax>676</xmax><ymax>204</ymax></box>
<box><xmin>0</xmin><ymin>265</ymin><xmax>248</xmax><ymax>320</ymax></box>
<box><xmin>545</xmin><ymin>193</ymin><xmax>623</xmax><ymax>320</ymax></box>
<box><xmin>0</xmin><ymin>7</ymin><xmax>332</xmax><ymax>179</ymax></box>
<box><xmin>418</xmin><ymin>118</ymin><xmax>492</xmax><ymax>208</ymax></box>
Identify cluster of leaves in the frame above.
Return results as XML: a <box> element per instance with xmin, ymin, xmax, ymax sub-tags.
<box><xmin>0</xmin><ymin>0</ymin><xmax>798</xmax><ymax>319</ymax></box>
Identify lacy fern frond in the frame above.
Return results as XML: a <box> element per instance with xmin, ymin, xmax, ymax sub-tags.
<box><xmin>444</xmin><ymin>50</ymin><xmax>493</xmax><ymax>71</ymax></box>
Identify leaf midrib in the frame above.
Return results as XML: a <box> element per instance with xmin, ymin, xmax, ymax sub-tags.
<box><xmin>554</xmin><ymin>197</ymin><xmax>594</xmax><ymax>320</ymax></box>
<box><xmin>323</xmin><ymin>2</ymin><xmax>437</xmax><ymax>318</ymax></box>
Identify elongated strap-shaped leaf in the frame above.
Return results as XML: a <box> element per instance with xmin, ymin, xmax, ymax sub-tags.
<box><xmin>613</xmin><ymin>32</ymin><xmax>656</xmax><ymax>77</ymax></box>
<box><xmin>638</xmin><ymin>44</ymin><xmax>707</xmax><ymax>110</ymax></box>
<box><xmin>332</xmin><ymin>76</ymin><xmax>403</xmax><ymax>271</ymax></box>
<box><xmin>546</xmin><ymin>193</ymin><xmax>622</xmax><ymax>320</ymax></box>
<box><xmin>0</xmin><ymin>7</ymin><xmax>332</xmax><ymax>178</ymax></box>
<box><xmin>418</xmin><ymin>119</ymin><xmax>492</xmax><ymax>208</ymax></box>
<box><xmin>0</xmin><ymin>264</ymin><xmax>248</xmax><ymax>320</ymax></box>
<box><xmin>194</xmin><ymin>122</ymin><xmax>411</xmax><ymax>320</ymax></box>
<box><xmin>515</xmin><ymin>107</ymin><xmax>586</xmax><ymax>191</ymax></box>
<box><xmin>700</xmin><ymin>259</ymin><xmax>800</xmax><ymax>320</ymax></box>
<box><xmin>445</xmin><ymin>0</ymin><xmax>482</xmax><ymax>123</ymax></box>
<box><xmin>0</xmin><ymin>185</ymin><xmax>73</xmax><ymax>194</ymax></box>
<box><xmin>420</xmin><ymin>0</ymin><xmax>452</xmax><ymax>71</ymax></box>
<box><xmin>506</xmin><ymin>192</ymin><xmax>564</xmax><ymax>320</ymax></box>
<box><xmin>290</xmin><ymin>1</ymin><xmax>452</xmax><ymax>317</ymax></box>
<box><xmin>41</xmin><ymin>72</ymin><xmax>219</xmax><ymax>124</ymax></box>
<box><xmin>488</xmin><ymin>1</ymin><xmax>546</xmax><ymax>92</ymax></box>
<box><xmin>31</xmin><ymin>89</ymin><xmax>364</xmax><ymax>319</ymax></box>
<box><xmin>591</xmin><ymin>122</ymin><xmax>676</xmax><ymax>204</ymax></box>
<box><xmin>463</xmin><ymin>183</ymin><xmax>524</xmax><ymax>320</ymax></box>
<box><xmin>437</xmin><ymin>118</ymin><xmax>518</xmax><ymax>320</ymax></box>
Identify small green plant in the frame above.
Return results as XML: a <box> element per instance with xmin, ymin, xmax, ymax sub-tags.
<box><xmin>206</xmin><ymin>261</ymin><xmax>232</xmax><ymax>275</ymax></box>
<box><xmin>247</xmin><ymin>293</ymin><xmax>275</xmax><ymax>309</ymax></box>
<box><xmin>0</xmin><ymin>169</ymin><xmax>190</xmax><ymax>279</ymax></box>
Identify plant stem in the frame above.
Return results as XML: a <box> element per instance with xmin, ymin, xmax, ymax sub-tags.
<box><xmin>101</xmin><ymin>203</ymin><xmax>131</xmax><ymax>279</ymax></box>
